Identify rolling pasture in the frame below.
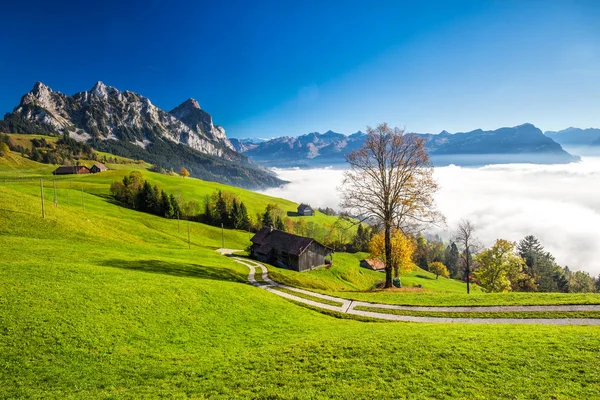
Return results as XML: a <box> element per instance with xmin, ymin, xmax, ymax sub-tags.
<box><xmin>1</xmin><ymin>151</ymin><xmax>600</xmax><ymax>398</ymax></box>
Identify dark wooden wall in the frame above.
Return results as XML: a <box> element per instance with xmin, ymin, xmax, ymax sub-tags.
<box><xmin>297</xmin><ymin>242</ymin><xmax>331</xmax><ymax>272</ymax></box>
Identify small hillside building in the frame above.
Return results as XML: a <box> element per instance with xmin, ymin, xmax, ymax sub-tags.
<box><xmin>90</xmin><ymin>163</ymin><xmax>108</xmax><ymax>173</ymax></box>
<box><xmin>52</xmin><ymin>165</ymin><xmax>90</xmax><ymax>175</ymax></box>
<box><xmin>250</xmin><ymin>227</ymin><xmax>332</xmax><ymax>272</ymax></box>
<box><xmin>360</xmin><ymin>258</ymin><xmax>385</xmax><ymax>272</ymax></box>
<box><xmin>297</xmin><ymin>204</ymin><xmax>314</xmax><ymax>216</ymax></box>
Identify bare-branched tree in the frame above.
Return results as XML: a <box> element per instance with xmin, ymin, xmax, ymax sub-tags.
<box><xmin>454</xmin><ymin>219</ymin><xmax>481</xmax><ymax>294</ymax></box>
<box><xmin>340</xmin><ymin>123</ymin><xmax>444</xmax><ymax>288</ymax></box>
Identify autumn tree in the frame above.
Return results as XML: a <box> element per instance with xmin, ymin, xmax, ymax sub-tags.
<box><xmin>369</xmin><ymin>230</ymin><xmax>415</xmax><ymax>286</ymax></box>
<box><xmin>293</xmin><ymin>218</ymin><xmax>306</xmax><ymax>236</ymax></box>
<box><xmin>341</xmin><ymin>123</ymin><xmax>442</xmax><ymax>288</ymax></box>
<box><xmin>179</xmin><ymin>167</ymin><xmax>190</xmax><ymax>178</ymax></box>
<box><xmin>454</xmin><ymin>220</ymin><xmax>480</xmax><ymax>294</ymax></box>
<box><xmin>429</xmin><ymin>261</ymin><xmax>449</xmax><ymax>279</ymax></box>
<box><xmin>475</xmin><ymin>239</ymin><xmax>526</xmax><ymax>293</ymax></box>
<box><xmin>284</xmin><ymin>217</ymin><xmax>295</xmax><ymax>233</ymax></box>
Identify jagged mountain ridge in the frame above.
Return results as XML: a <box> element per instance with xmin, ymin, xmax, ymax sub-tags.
<box><xmin>6</xmin><ymin>81</ymin><xmax>235</xmax><ymax>157</ymax></box>
<box><xmin>238</xmin><ymin>124</ymin><xmax>579</xmax><ymax>167</ymax></box>
<box><xmin>0</xmin><ymin>82</ymin><xmax>284</xmax><ymax>189</ymax></box>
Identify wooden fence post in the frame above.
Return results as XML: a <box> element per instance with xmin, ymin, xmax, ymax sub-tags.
<box><xmin>40</xmin><ymin>179</ymin><xmax>45</xmax><ymax>219</ymax></box>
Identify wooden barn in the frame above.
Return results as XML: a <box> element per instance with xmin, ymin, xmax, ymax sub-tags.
<box><xmin>250</xmin><ymin>227</ymin><xmax>332</xmax><ymax>272</ymax></box>
<box><xmin>90</xmin><ymin>163</ymin><xmax>108</xmax><ymax>173</ymax></box>
<box><xmin>52</xmin><ymin>165</ymin><xmax>90</xmax><ymax>175</ymax></box>
<box><xmin>297</xmin><ymin>204</ymin><xmax>314</xmax><ymax>216</ymax></box>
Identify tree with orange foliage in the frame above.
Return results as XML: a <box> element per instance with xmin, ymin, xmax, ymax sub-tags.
<box><xmin>179</xmin><ymin>167</ymin><xmax>190</xmax><ymax>178</ymax></box>
<box><xmin>341</xmin><ymin>123</ymin><xmax>443</xmax><ymax>288</ymax></box>
<box><xmin>369</xmin><ymin>230</ymin><xmax>415</xmax><ymax>286</ymax></box>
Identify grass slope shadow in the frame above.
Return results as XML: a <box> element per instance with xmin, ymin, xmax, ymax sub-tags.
<box><xmin>100</xmin><ymin>259</ymin><xmax>246</xmax><ymax>283</ymax></box>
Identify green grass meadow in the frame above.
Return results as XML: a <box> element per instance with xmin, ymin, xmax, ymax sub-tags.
<box><xmin>1</xmin><ymin>150</ymin><xmax>600</xmax><ymax>398</ymax></box>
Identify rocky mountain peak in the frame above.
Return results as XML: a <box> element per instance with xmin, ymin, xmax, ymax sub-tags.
<box><xmin>90</xmin><ymin>81</ymin><xmax>119</xmax><ymax>99</ymax></box>
<box><xmin>20</xmin><ymin>81</ymin><xmax>62</xmax><ymax>112</ymax></box>
<box><xmin>182</xmin><ymin>98</ymin><xmax>201</xmax><ymax>110</ymax></box>
<box><xmin>32</xmin><ymin>81</ymin><xmax>51</xmax><ymax>94</ymax></box>
<box><xmin>169</xmin><ymin>98</ymin><xmax>234</xmax><ymax>150</ymax></box>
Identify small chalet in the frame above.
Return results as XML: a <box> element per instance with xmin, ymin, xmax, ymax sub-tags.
<box><xmin>360</xmin><ymin>258</ymin><xmax>385</xmax><ymax>272</ymax></box>
<box><xmin>250</xmin><ymin>227</ymin><xmax>332</xmax><ymax>272</ymax></box>
<box><xmin>52</xmin><ymin>165</ymin><xmax>90</xmax><ymax>175</ymax></box>
<box><xmin>297</xmin><ymin>204</ymin><xmax>314</xmax><ymax>216</ymax></box>
<box><xmin>90</xmin><ymin>163</ymin><xmax>108</xmax><ymax>173</ymax></box>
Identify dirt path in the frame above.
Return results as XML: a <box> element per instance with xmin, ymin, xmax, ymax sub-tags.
<box><xmin>219</xmin><ymin>250</ymin><xmax>600</xmax><ymax>325</ymax></box>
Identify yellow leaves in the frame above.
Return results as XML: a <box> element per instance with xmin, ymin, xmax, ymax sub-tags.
<box><xmin>474</xmin><ymin>239</ymin><xmax>526</xmax><ymax>293</ymax></box>
<box><xmin>178</xmin><ymin>167</ymin><xmax>190</xmax><ymax>178</ymax></box>
<box><xmin>428</xmin><ymin>262</ymin><xmax>449</xmax><ymax>279</ymax></box>
<box><xmin>368</xmin><ymin>230</ymin><xmax>415</xmax><ymax>277</ymax></box>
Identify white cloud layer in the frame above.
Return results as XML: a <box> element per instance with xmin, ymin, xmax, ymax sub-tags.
<box><xmin>260</xmin><ymin>158</ymin><xmax>600</xmax><ymax>276</ymax></box>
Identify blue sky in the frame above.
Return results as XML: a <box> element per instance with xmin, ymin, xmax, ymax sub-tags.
<box><xmin>2</xmin><ymin>0</ymin><xmax>600</xmax><ymax>138</ymax></box>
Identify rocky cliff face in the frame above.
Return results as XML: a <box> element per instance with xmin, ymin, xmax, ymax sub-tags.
<box><xmin>229</xmin><ymin>138</ymin><xmax>259</xmax><ymax>153</ymax></box>
<box><xmin>8</xmin><ymin>81</ymin><xmax>236</xmax><ymax>159</ymax></box>
<box><xmin>169</xmin><ymin>99</ymin><xmax>234</xmax><ymax>151</ymax></box>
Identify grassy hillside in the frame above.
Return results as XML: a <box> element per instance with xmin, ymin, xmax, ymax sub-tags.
<box><xmin>0</xmin><ymin>144</ymin><xmax>343</xmax><ymax>230</ymax></box>
<box><xmin>267</xmin><ymin>251</ymin><xmax>474</xmax><ymax>293</ymax></box>
<box><xmin>1</xmin><ymin>154</ymin><xmax>600</xmax><ymax>398</ymax></box>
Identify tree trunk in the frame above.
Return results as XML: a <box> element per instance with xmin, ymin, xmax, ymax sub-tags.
<box><xmin>384</xmin><ymin>221</ymin><xmax>393</xmax><ymax>288</ymax></box>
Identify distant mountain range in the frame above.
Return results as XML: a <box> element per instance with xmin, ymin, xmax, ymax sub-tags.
<box><xmin>0</xmin><ymin>82</ymin><xmax>284</xmax><ymax>188</ymax></box>
<box><xmin>1</xmin><ymin>81</ymin><xmax>588</xmax><ymax>180</ymax></box>
<box><xmin>545</xmin><ymin>127</ymin><xmax>600</xmax><ymax>148</ymax></box>
<box><xmin>232</xmin><ymin>124</ymin><xmax>580</xmax><ymax>167</ymax></box>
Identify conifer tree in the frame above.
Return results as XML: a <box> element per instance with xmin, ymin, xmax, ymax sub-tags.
<box><xmin>444</xmin><ymin>242</ymin><xmax>460</xmax><ymax>278</ymax></box>
<box><xmin>275</xmin><ymin>216</ymin><xmax>285</xmax><ymax>231</ymax></box>
<box><xmin>152</xmin><ymin>185</ymin><xmax>162</xmax><ymax>215</ymax></box>
<box><xmin>239</xmin><ymin>202</ymin><xmax>250</xmax><ymax>231</ymax></box>
<box><xmin>215</xmin><ymin>191</ymin><xmax>229</xmax><ymax>226</ymax></box>
<box><xmin>169</xmin><ymin>194</ymin><xmax>181</xmax><ymax>219</ymax></box>
<box><xmin>161</xmin><ymin>190</ymin><xmax>174</xmax><ymax>218</ymax></box>
<box><xmin>232</xmin><ymin>198</ymin><xmax>241</xmax><ymax>229</ymax></box>
<box><xmin>262</xmin><ymin>205</ymin><xmax>274</xmax><ymax>227</ymax></box>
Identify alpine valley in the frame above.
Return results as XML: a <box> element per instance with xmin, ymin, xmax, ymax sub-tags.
<box><xmin>0</xmin><ymin>82</ymin><xmax>284</xmax><ymax>189</ymax></box>
<box><xmin>232</xmin><ymin>124</ymin><xmax>580</xmax><ymax>168</ymax></box>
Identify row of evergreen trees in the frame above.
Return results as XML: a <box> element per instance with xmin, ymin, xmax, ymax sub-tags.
<box><xmin>110</xmin><ymin>172</ymin><xmax>376</xmax><ymax>252</ymax></box>
<box><xmin>203</xmin><ymin>190</ymin><xmax>251</xmax><ymax>230</ymax></box>
<box><xmin>110</xmin><ymin>171</ymin><xmax>182</xmax><ymax>219</ymax></box>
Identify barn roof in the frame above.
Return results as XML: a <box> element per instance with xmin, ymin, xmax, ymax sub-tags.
<box><xmin>52</xmin><ymin>165</ymin><xmax>89</xmax><ymax>174</ymax></box>
<box><xmin>251</xmin><ymin>227</ymin><xmax>331</xmax><ymax>256</ymax></box>
<box><xmin>92</xmin><ymin>163</ymin><xmax>107</xmax><ymax>170</ymax></box>
<box><xmin>297</xmin><ymin>204</ymin><xmax>313</xmax><ymax>211</ymax></box>
<box><xmin>361</xmin><ymin>258</ymin><xmax>385</xmax><ymax>271</ymax></box>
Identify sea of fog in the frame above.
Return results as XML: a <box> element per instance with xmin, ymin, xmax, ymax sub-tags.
<box><xmin>260</xmin><ymin>157</ymin><xmax>600</xmax><ymax>276</ymax></box>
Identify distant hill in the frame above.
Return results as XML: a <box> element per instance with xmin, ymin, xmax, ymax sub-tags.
<box><xmin>0</xmin><ymin>82</ymin><xmax>284</xmax><ymax>189</ymax></box>
<box><xmin>545</xmin><ymin>127</ymin><xmax>600</xmax><ymax>147</ymax></box>
<box><xmin>240</xmin><ymin>124</ymin><xmax>579</xmax><ymax>167</ymax></box>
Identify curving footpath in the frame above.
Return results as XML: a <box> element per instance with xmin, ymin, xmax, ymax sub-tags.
<box><xmin>218</xmin><ymin>250</ymin><xmax>600</xmax><ymax>326</ymax></box>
